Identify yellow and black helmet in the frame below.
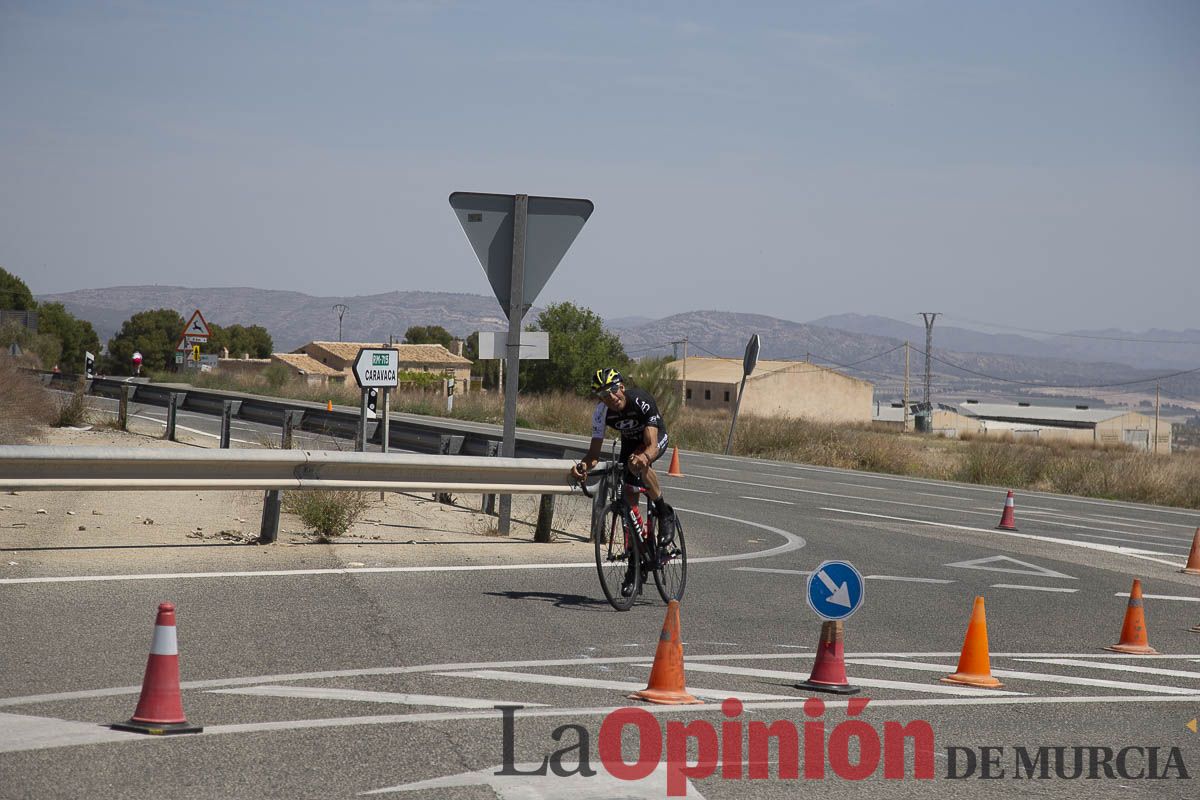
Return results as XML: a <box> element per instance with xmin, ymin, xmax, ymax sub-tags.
<box><xmin>591</xmin><ymin>367</ymin><xmax>623</xmax><ymax>395</ymax></box>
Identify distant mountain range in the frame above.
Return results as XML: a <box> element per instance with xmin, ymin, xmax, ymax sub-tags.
<box><xmin>37</xmin><ymin>286</ymin><xmax>1200</xmax><ymax>405</ymax></box>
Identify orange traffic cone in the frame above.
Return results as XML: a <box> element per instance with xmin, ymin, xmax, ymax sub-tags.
<box><xmin>795</xmin><ymin>620</ymin><xmax>860</xmax><ymax>695</ymax></box>
<box><xmin>1105</xmin><ymin>579</ymin><xmax>1159</xmax><ymax>654</ymax></box>
<box><xmin>996</xmin><ymin>490</ymin><xmax>1018</xmax><ymax>531</ymax></box>
<box><xmin>1181</xmin><ymin>529</ymin><xmax>1200</xmax><ymax>575</ymax></box>
<box><xmin>667</xmin><ymin>446</ymin><xmax>683</xmax><ymax>477</ymax></box>
<box><xmin>326</xmin><ymin>399</ymin><xmax>333</xmax><ymax>412</ymax></box>
<box><xmin>942</xmin><ymin>596</ymin><xmax>1003</xmax><ymax>688</ymax></box>
<box><xmin>629</xmin><ymin>600</ymin><xmax>701</xmax><ymax>705</ymax></box>
<box><xmin>111</xmin><ymin>603</ymin><xmax>202</xmax><ymax>734</ymax></box>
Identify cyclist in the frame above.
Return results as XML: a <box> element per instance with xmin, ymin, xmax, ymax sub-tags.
<box><xmin>570</xmin><ymin>368</ymin><xmax>674</xmax><ymax>591</ymax></box>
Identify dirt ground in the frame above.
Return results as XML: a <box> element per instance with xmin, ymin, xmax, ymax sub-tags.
<box><xmin>0</xmin><ymin>425</ymin><xmax>596</xmax><ymax>569</ymax></box>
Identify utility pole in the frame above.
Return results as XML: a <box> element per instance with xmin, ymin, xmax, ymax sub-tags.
<box><xmin>919</xmin><ymin>312</ymin><xmax>939</xmax><ymax>406</ymax></box>
<box><xmin>903</xmin><ymin>341</ymin><xmax>911</xmax><ymax>432</ymax></box>
<box><xmin>671</xmin><ymin>337</ymin><xmax>689</xmax><ymax>407</ymax></box>
<box><xmin>332</xmin><ymin>304</ymin><xmax>349</xmax><ymax>342</ymax></box>
<box><xmin>1155</xmin><ymin>384</ymin><xmax>1160</xmax><ymax>455</ymax></box>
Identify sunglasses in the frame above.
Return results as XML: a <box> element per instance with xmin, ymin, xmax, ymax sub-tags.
<box><xmin>596</xmin><ymin>388</ymin><xmax>620</xmax><ymax>398</ymax></box>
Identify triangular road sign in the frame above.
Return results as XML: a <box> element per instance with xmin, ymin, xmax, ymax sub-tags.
<box><xmin>449</xmin><ymin>192</ymin><xmax>593</xmax><ymax>320</ymax></box>
<box><xmin>183</xmin><ymin>309</ymin><xmax>211</xmax><ymax>339</ymax></box>
<box><xmin>944</xmin><ymin>555</ymin><xmax>1076</xmax><ymax>580</ymax></box>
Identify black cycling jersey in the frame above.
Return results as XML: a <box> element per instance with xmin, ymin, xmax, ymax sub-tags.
<box><xmin>591</xmin><ymin>387</ymin><xmax>667</xmax><ymax>442</ymax></box>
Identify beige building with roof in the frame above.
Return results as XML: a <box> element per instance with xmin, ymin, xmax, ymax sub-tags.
<box><xmin>958</xmin><ymin>401</ymin><xmax>1171</xmax><ymax>452</ymax></box>
<box><xmin>665</xmin><ymin>357</ymin><xmax>873</xmax><ymax>424</ymax></box>
<box><xmin>295</xmin><ymin>341</ymin><xmax>474</xmax><ymax>395</ymax></box>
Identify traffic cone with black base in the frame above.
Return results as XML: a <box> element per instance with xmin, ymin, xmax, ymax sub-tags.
<box><xmin>629</xmin><ymin>600</ymin><xmax>701</xmax><ymax>705</ymax></box>
<box><xmin>996</xmin><ymin>490</ymin><xmax>1018</xmax><ymax>531</ymax></box>
<box><xmin>795</xmin><ymin>620</ymin><xmax>860</xmax><ymax>695</ymax></box>
<box><xmin>1105</xmin><ymin>579</ymin><xmax>1159</xmax><ymax>655</ymax></box>
<box><xmin>111</xmin><ymin>603</ymin><xmax>202</xmax><ymax>735</ymax></box>
<box><xmin>667</xmin><ymin>446</ymin><xmax>683</xmax><ymax>477</ymax></box>
<box><xmin>1181</xmin><ymin>529</ymin><xmax>1200</xmax><ymax>575</ymax></box>
<box><xmin>942</xmin><ymin>596</ymin><xmax>1003</xmax><ymax>688</ymax></box>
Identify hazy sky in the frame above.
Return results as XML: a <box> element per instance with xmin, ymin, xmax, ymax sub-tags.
<box><xmin>2</xmin><ymin>1</ymin><xmax>1197</xmax><ymax>331</ymax></box>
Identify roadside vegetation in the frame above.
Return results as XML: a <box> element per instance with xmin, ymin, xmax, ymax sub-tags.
<box><xmin>283</xmin><ymin>490</ymin><xmax>372</xmax><ymax>541</ymax></box>
<box><xmin>0</xmin><ymin>357</ymin><xmax>52</xmax><ymax>444</ymax></box>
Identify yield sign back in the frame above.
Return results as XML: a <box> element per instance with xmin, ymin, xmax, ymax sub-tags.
<box><xmin>449</xmin><ymin>192</ymin><xmax>593</xmax><ymax>319</ymax></box>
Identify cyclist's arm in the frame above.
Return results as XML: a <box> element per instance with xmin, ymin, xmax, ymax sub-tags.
<box><xmin>630</xmin><ymin>424</ymin><xmax>660</xmax><ymax>472</ymax></box>
<box><xmin>571</xmin><ymin>403</ymin><xmax>608</xmax><ymax>478</ymax></box>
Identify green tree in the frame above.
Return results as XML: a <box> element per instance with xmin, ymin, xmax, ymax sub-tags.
<box><xmin>0</xmin><ymin>268</ymin><xmax>36</xmax><ymax>311</ymax></box>
<box><xmin>520</xmin><ymin>302</ymin><xmax>628</xmax><ymax>394</ymax></box>
<box><xmin>36</xmin><ymin>302</ymin><xmax>100</xmax><ymax>373</ymax></box>
<box><xmin>105</xmin><ymin>309</ymin><xmax>186</xmax><ymax>374</ymax></box>
<box><xmin>403</xmin><ymin>325</ymin><xmax>454</xmax><ymax>349</ymax></box>
<box><xmin>463</xmin><ymin>331</ymin><xmax>499</xmax><ymax>390</ymax></box>
<box><xmin>208</xmin><ymin>323</ymin><xmax>273</xmax><ymax>358</ymax></box>
<box><xmin>0</xmin><ymin>320</ymin><xmax>59</xmax><ymax>369</ymax></box>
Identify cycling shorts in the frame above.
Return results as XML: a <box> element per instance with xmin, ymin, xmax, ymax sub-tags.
<box><xmin>620</xmin><ymin>432</ymin><xmax>669</xmax><ymax>489</ymax></box>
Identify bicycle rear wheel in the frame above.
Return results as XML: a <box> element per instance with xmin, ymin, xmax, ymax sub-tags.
<box><xmin>595</xmin><ymin>503</ymin><xmax>640</xmax><ymax>611</ymax></box>
<box><xmin>651</xmin><ymin>512</ymin><xmax>687</xmax><ymax>603</ymax></box>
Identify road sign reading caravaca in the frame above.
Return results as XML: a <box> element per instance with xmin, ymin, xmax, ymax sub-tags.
<box><xmin>806</xmin><ymin>560</ymin><xmax>865</xmax><ymax>621</ymax></box>
<box><xmin>352</xmin><ymin>348</ymin><xmax>399</xmax><ymax>389</ymax></box>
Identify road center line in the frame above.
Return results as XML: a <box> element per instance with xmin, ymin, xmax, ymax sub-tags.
<box><xmin>990</xmin><ymin>584</ymin><xmax>1078</xmax><ymax>593</ymax></box>
<box><xmin>1115</xmin><ymin>592</ymin><xmax>1200</xmax><ymax>602</ymax></box>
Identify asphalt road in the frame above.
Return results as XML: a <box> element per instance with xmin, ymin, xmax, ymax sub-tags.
<box><xmin>3</xmin><ymin>399</ymin><xmax>1200</xmax><ymax>798</ymax></box>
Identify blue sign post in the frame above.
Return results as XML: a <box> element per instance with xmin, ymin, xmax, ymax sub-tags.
<box><xmin>805</xmin><ymin>560</ymin><xmax>865</xmax><ymax>621</ymax></box>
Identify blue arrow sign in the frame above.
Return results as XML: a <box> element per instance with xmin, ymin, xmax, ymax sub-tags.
<box><xmin>806</xmin><ymin>560</ymin><xmax>865</xmax><ymax>621</ymax></box>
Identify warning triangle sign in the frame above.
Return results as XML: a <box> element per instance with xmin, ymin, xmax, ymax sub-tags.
<box><xmin>944</xmin><ymin>555</ymin><xmax>1075</xmax><ymax>580</ymax></box>
<box><xmin>183</xmin><ymin>309</ymin><xmax>211</xmax><ymax>339</ymax></box>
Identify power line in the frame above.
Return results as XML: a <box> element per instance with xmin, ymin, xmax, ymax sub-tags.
<box><xmin>917</xmin><ymin>347</ymin><xmax>1200</xmax><ymax>390</ymax></box>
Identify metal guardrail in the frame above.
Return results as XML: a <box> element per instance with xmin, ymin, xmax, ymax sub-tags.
<box><xmin>0</xmin><ymin>447</ymin><xmax>579</xmax><ymax>494</ymax></box>
<box><xmin>41</xmin><ymin>372</ymin><xmax>588</xmax><ymax>460</ymax></box>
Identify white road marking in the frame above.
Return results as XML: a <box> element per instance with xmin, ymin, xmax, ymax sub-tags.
<box><xmin>823</xmin><ymin>508</ymin><xmax>1185</xmax><ymax>566</ymax></box>
<box><xmin>361</xmin><ymin>762</ymin><xmax>701</xmax><ymax>799</ymax></box>
<box><xmin>867</xmin><ymin>575</ymin><xmax>955</xmax><ymax>584</ymax></box>
<box><xmin>846</xmin><ymin>658</ymin><xmax>1200</xmax><ymax>695</ymax></box>
<box><xmin>733</xmin><ymin>567</ymin><xmax>809</xmax><ymax>576</ymax></box>
<box><xmin>739</xmin><ymin>496</ymin><xmax>795</xmax><ymax>505</ymax></box>
<box><xmin>435</xmin><ymin>669</ymin><xmax>797</xmax><ymax>701</ymax></box>
<box><xmin>0</xmin><ymin>712</ymin><xmax>138</xmax><ymax>753</ymax></box>
<box><xmin>1017</xmin><ymin>659</ymin><xmax>1200</xmax><ymax>680</ymax></box>
<box><xmin>990</xmin><ymin>584</ymin><xmax>1078</xmax><ymax>593</ymax></box>
<box><xmin>0</xmin><ymin>507</ymin><xmax>804</xmax><ymax>585</ymax></box>
<box><xmin>208</xmin><ymin>685</ymin><xmax>542</xmax><ymax>708</ymax></box>
<box><xmin>1115</xmin><ymin>592</ymin><xmax>1200</xmax><ymax>602</ymax></box>
<box><xmin>1022</xmin><ymin>508</ymin><xmax>1194</xmax><ymax>531</ymax></box>
<box><xmin>945</xmin><ymin>555</ymin><xmax>1075</xmax><ymax>580</ymax></box>
<box><xmin>667</xmin><ymin>486</ymin><xmax>714</xmax><ymax>494</ymax></box>
<box><xmin>673</xmin><ymin>662</ymin><xmax>1026</xmax><ymax>697</ymax></box>
<box><xmin>1070</xmin><ymin>533</ymin><xmax>1189</xmax><ymax>550</ymax></box>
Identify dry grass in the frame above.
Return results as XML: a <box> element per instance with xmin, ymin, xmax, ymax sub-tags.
<box><xmin>0</xmin><ymin>359</ymin><xmax>52</xmax><ymax>444</ymax></box>
<box><xmin>283</xmin><ymin>490</ymin><xmax>373</xmax><ymax>541</ymax></box>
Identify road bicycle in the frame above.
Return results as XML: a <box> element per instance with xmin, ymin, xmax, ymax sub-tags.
<box><xmin>579</xmin><ymin>456</ymin><xmax>687</xmax><ymax>611</ymax></box>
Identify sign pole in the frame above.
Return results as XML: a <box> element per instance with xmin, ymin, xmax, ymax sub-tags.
<box><xmin>725</xmin><ymin>374</ymin><xmax>748</xmax><ymax>455</ymax></box>
<box><xmin>381</xmin><ymin>388</ymin><xmax>390</xmax><ymax>454</ymax></box>
<box><xmin>497</xmin><ymin>194</ymin><xmax>528</xmax><ymax>535</ymax></box>
<box><xmin>724</xmin><ymin>334</ymin><xmax>761</xmax><ymax>456</ymax></box>
<box><xmin>357</xmin><ymin>389</ymin><xmax>368</xmax><ymax>452</ymax></box>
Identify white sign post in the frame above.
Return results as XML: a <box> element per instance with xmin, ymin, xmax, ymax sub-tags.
<box><xmin>725</xmin><ymin>333</ymin><xmax>762</xmax><ymax>455</ymax></box>
<box><xmin>352</xmin><ymin>348</ymin><xmax>399</xmax><ymax>453</ymax></box>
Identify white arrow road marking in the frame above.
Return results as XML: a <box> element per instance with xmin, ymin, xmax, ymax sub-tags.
<box><xmin>824</xmin><ymin>508</ymin><xmax>1184</xmax><ymax>567</ymax></box>
<box><xmin>944</xmin><ymin>555</ymin><xmax>1076</xmax><ymax>579</ymax></box>
<box><xmin>816</xmin><ymin>569</ymin><xmax>852</xmax><ymax>607</ymax></box>
<box><xmin>208</xmin><ymin>685</ymin><xmax>544</xmax><ymax>708</ymax></box>
<box><xmin>360</xmin><ymin>762</ymin><xmax>704</xmax><ymax>798</ymax></box>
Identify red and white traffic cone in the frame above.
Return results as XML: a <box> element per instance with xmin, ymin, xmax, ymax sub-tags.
<box><xmin>795</xmin><ymin>620</ymin><xmax>860</xmax><ymax>695</ymax></box>
<box><xmin>111</xmin><ymin>603</ymin><xmax>202</xmax><ymax>735</ymax></box>
<box><xmin>996</xmin><ymin>490</ymin><xmax>1018</xmax><ymax>531</ymax></box>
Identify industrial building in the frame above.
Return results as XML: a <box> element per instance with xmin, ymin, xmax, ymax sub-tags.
<box><xmin>665</xmin><ymin>357</ymin><xmax>874</xmax><ymax>424</ymax></box>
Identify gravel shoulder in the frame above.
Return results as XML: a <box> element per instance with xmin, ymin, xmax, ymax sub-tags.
<box><xmin>0</xmin><ymin>425</ymin><xmax>595</xmax><ymax>576</ymax></box>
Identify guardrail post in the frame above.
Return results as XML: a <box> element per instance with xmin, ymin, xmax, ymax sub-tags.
<box><xmin>259</xmin><ymin>489</ymin><xmax>282</xmax><ymax>545</ymax></box>
<box><xmin>281</xmin><ymin>410</ymin><xmax>301</xmax><ymax>449</ymax></box>
<box><xmin>481</xmin><ymin>440</ymin><xmax>500</xmax><ymax>515</ymax></box>
<box><xmin>118</xmin><ymin>385</ymin><xmax>132</xmax><ymax>431</ymax></box>
<box><xmin>219</xmin><ymin>400</ymin><xmax>233</xmax><ymax>448</ymax></box>
<box><xmin>437</xmin><ymin>435</ymin><xmax>465</xmax><ymax>504</ymax></box>
<box><xmin>165</xmin><ymin>392</ymin><xmax>179</xmax><ymax>441</ymax></box>
<box><xmin>534</xmin><ymin>494</ymin><xmax>554</xmax><ymax>543</ymax></box>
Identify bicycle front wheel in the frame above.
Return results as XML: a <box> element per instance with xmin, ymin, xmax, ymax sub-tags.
<box><xmin>595</xmin><ymin>503</ymin><xmax>640</xmax><ymax>611</ymax></box>
<box><xmin>651</xmin><ymin>512</ymin><xmax>687</xmax><ymax>603</ymax></box>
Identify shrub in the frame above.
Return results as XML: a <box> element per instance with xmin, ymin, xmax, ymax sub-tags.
<box><xmin>51</xmin><ymin>387</ymin><xmax>90</xmax><ymax>428</ymax></box>
<box><xmin>283</xmin><ymin>490</ymin><xmax>371</xmax><ymax>541</ymax></box>
<box><xmin>0</xmin><ymin>359</ymin><xmax>51</xmax><ymax>443</ymax></box>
